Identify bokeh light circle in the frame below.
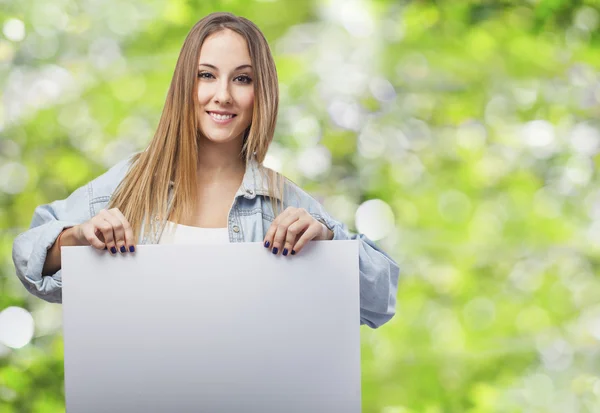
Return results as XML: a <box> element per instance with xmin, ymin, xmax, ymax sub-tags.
<box><xmin>0</xmin><ymin>307</ymin><xmax>35</xmax><ymax>349</ymax></box>
<box><xmin>355</xmin><ymin>199</ymin><xmax>395</xmax><ymax>241</ymax></box>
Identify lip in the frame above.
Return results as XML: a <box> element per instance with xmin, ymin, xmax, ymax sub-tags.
<box><xmin>206</xmin><ymin>111</ymin><xmax>236</xmax><ymax>125</ymax></box>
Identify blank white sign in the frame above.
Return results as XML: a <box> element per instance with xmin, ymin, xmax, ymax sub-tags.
<box><xmin>61</xmin><ymin>240</ymin><xmax>361</xmax><ymax>413</ymax></box>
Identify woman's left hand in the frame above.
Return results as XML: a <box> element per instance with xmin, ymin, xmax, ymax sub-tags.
<box><xmin>263</xmin><ymin>207</ymin><xmax>334</xmax><ymax>256</ymax></box>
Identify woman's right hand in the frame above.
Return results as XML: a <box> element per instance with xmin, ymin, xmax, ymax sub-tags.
<box><xmin>73</xmin><ymin>208</ymin><xmax>136</xmax><ymax>254</ymax></box>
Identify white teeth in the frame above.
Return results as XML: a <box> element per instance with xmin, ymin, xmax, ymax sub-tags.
<box><xmin>209</xmin><ymin>112</ymin><xmax>234</xmax><ymax>120</ymax></box>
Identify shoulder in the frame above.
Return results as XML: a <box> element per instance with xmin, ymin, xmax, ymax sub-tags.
<box><xmin>258</xmin><ymin>165</ymin><xmax>329</xmax><ymax>217</ymax></box>
<box><xmin>88</xmin><ymin>152</ymin><xmax>139</xmax><ymax>202</ymax></box>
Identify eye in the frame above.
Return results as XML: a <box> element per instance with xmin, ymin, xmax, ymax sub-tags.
<box><xmin>198</xmin><ymin>71</ymin><xmax>214</xmax><ymax>79</ymax></box>
<box><xmin>235</xmin><ymin>75</ymin><xmax>252</xmax><ymax>84</ymax></box>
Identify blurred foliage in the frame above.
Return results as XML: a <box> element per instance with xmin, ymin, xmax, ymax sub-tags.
<box><xmin>1</xmin><ymin>0</ymin><xmax>600</xmax><ymax>412</ymax></box>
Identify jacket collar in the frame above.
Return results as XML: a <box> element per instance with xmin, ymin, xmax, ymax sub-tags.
<box><xmin>150</xmin><ymin>157</ymin><xmax>279</xmax><ymax>243</ymax></box>
<box><xmin>235</xmin><ymin>157</ymin><xmax>279</xmax><ymax>200</ymax></box>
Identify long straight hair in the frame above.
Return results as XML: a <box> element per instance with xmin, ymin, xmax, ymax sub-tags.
<box><xmin>108</xmin><ymin>12</ymin><xmax>284</xmax><ymax>241</ymax></box>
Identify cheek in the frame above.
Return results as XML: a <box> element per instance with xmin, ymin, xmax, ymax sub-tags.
<box><xmin>197</xmin><ymin>82</ymin><xmax>217</xmax><ymax>104</ymax></box>
<box><xmin>197</xmin><ymin>87</ymin><xmax>209</xmax><ymax>103</ymax></box>
<box><xmin>239</xmin><ymin>90</ymin><xmax>254</xmax><ymax>115</ymax></box>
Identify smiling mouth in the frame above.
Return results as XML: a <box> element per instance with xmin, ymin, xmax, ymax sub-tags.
<box><xmin>207</xmin><ymin>111</ymin><xmax>237</xmax><ymax>121</ymax></box>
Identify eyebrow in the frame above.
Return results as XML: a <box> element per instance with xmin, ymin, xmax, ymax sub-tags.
<box><xmin>198</xmin><ymin>63</ymin><xmax>253</xmax><ymax>71</ymax></box>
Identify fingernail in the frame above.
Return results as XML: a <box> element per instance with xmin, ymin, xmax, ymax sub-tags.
<box><xmin>291</xmin><ymin>250</ymin><xmax>296</xmax><ymax>255</ymax></box>
<box><xmin>110</xmin><ymin>247</ymin><xmax>117</xmax><ymax>254</ymax></box>
<box><xmin>129</xmin><ymin>246</ymin><xmax>135</xmax><ymax>253</ymax></box>
<box><xmin>264</xmin><ymin>241</ymin><xmax>270</xmax><ymax>248</ymax></box>
<box><xmin>120</xmin><ymin>246</ymin><xmax>126</xmax><ymax>253</ymax></box>
<box><xmin>283</xmin><ymin>248</ymin><xmax>288</xmax><ymax>256</ymax></box>
<box><xmin>272</xmin><ymin>247</ymin><xmax>278</xmax><ymax>255</ymax></box>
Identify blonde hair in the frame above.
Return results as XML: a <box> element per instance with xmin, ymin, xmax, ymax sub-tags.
<box><xmin>108</xmin><ymin>12</ymin><xmax>285</xmax><ymax>241</ymax></box>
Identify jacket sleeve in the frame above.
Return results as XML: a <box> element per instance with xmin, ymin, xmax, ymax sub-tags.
<box><xmin>321</xmin><ymin>213</ymin><xmax>399</xmax><ymax>329</ymax></box>
<box><xmin>12</xmin><ymin>184</ymin><xmax>91</xmax><ymax>303</ymax></box>
<box><xmin>11</xmin><ymin>156</ymin><xmax>135</xmax><ymax>303</ymax></box>
<box><xmin>284</xmin><ymin>182</ymin><xmax>400</xmax><ymax>329</ymax></box>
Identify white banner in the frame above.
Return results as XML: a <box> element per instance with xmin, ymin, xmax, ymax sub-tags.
<box><xmin>62</xmin><ymin>240</ymin><xmax>361</xmax><ymax>413</ymax></box>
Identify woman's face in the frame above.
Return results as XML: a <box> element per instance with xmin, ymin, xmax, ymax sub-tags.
<box><xmin>196</xmin><ymin>29</ymin><xmax>254</xmax><ymax>146</ymax></box>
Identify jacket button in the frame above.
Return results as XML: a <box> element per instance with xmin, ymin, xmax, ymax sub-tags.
<box><xmin>233</xmin><ymin>226</ymin><xmax>240</xmax><ymax>233</ymax></box>
<box><xmin>246</xmin><ymin>189</ymin><xmax>254</xmax><ymax>196</ymax></box>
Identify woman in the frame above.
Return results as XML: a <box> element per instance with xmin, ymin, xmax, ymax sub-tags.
<box><xmin>12</xmin><ymin>12</ymin><xmax>399</xmax><ymax>329</ymax></box>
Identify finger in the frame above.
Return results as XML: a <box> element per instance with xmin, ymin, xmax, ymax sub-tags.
<box><xmin>109</xmin><ymin>208</ymin><xmax>135</xmax><ymax>252</ymax></box>
<box><xmin>80</xmin><ymin>223</ymin><xmax>106</xmax><ymax>250</ymax></box>
<box><xmin>94</xmin><ymin>217</ymin><xmax>117</xmax><ymax>254</ymax></box>
<box><xmin>291</xmin><ymin>222</ymin><xmax>323</xmax><ymax>255</ymax></box>
<box><xmin>271</xmin><ymin>211</ymin><xmax>302</xmax><ymax>255</ymax></box>
<box><xmin>282</xmin><ymin>218</ymin><xmax>310</xmax><ymax>257</ymax></box>
<box><xmin>100</xmin><ymin>210</ymin><xmax>126</xmax><ymax>254</ymax></box>
<box><xmin>263</xmin><ymin>207</ymin><xmax>295</xmax><ymax>252</ymax></box>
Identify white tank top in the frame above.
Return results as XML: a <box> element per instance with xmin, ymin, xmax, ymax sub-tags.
<box><xmin>158</xmin><ymin>221</ymin><xmax>229</xmax><ymax>245</ymax></box>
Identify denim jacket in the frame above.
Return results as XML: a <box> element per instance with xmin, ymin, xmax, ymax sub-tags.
<box><xmin>12</xmin><ymin>155</ymin><xmax>400</xmax><ymax>328</ymax></box>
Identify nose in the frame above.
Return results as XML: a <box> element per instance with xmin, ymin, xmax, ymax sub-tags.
<box><xmin>214</xmin><ymin>78</ymin><xmax>232</xmax><ymax>105</ymax></box>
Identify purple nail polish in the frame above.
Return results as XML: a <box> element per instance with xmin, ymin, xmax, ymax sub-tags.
<box><xmin>129</xmin><ymin>246</ymin><xmax>135</xmax><ymax>253</ymax></box>
<box><xmin>272</xmin><ymin>247</ymin><xmax>278</xmax><ymax>254</ymax></box>
<box><xmin>283</xmin><ymin>248</ymin><xmax>288</xmax><ymax>256</ymax></box>
<box><xmin>120</xmin><ymin>246</ymin><xmax>126</xmax><ymax>253</ymax></box>
<box><xmin>264</xmin><ymin>241</ymin><xmax>270</xmax><ymax>248</ymax></box>
<box><xmin>110</xmin><ymin>246</ymin><xmax>117</xmax><ymax>254</ymax></box>
<box><xmin>291</xmin><ymin>250</ymin><xmax>296</xmax><ymax>255</ymax></box>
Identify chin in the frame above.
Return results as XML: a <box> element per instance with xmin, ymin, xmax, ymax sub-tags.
<box><xmin>200</xmin><ymin>131</ymin><xmax>240</xmax><ymax>144</ymax></box>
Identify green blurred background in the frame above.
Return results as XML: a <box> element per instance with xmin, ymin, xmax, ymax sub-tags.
<box><xmin>2</xmin><ymin>0</ymin><xmax>600</xmax><ymax>411</ymax></box>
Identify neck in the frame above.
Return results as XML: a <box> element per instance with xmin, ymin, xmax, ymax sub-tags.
<box><xmin>196</xmin><ymin>137</ymin><xmax>246</xmax><ymax>183</ymax></box>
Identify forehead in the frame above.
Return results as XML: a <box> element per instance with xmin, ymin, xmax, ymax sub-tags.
<box><xmin>198</xmin><ymin>29</ymin><xmax>251</xmax><ymax>66</ymax></box>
